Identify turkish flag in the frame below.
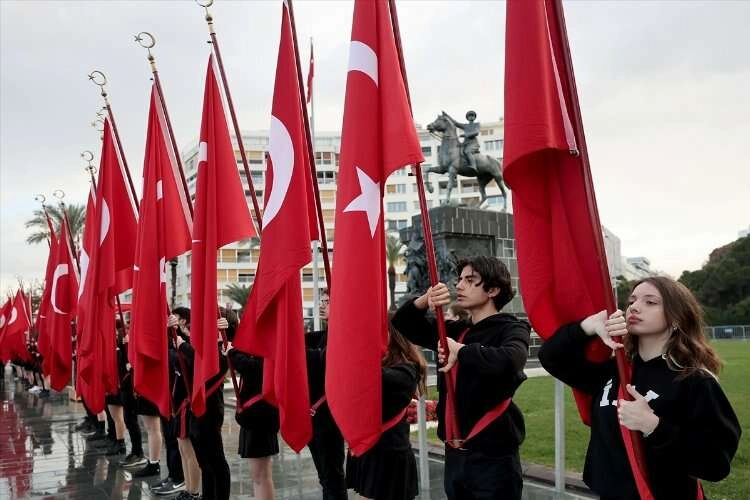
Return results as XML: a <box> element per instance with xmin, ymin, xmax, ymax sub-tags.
<box><xmin>2</xmin><ymin>290</ymin><xmax>32</xmax><ymax>362</ymax></box>
<box><xmin>190</xmin><ymin>55</ymin><xmax>256</xmax><ymax>417</ymax></box>
<box><xmin>76</xmin><ymin>183</ymin><xmax>97</xmax><ymax>338</ymax></box>
<box><xmin>233</xmin><ymin>0</ymin><xmax>318</xmax><ymax>452</ymax></box>
<box><xmin>131</xmin><ymin>84</ymin><xmax>193</xmax><ymax>418</ymax></box>
<box><xmin>504</xmin><ymin>1</ymin><xmax>651</xmax><ymax>497</ymax></box>
<box><xmin>46</xmin><ymin>218</ymin><xmax>80</xmax><ymax>391</ymax></box>
<box><xmin>325</xmin><ymin>0</ymin><xmax>423</xmax><ymax>455</ymax></box>
<box><xmin>77</xmin><ymin>117</ymin><xmax>139</xmax><ymax>414</ymax></box>
<box><xmin>0</xmin><ymin>298</ymin><xmax>12</xmax><ymax>362</ymax></box>
<box><xmin>37</xmin><ymin>213</ymin><xmax>60</xmax><ymax>370</ymax></box>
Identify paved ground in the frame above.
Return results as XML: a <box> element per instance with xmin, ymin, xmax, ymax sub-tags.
<box><xmin>1</xmin><ymin>367</ymin><xmax>591</xmax><ymax>499</ymax></box>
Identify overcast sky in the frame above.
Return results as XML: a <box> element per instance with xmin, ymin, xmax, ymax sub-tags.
<box><xmin>1</xmin><ymin>0</ymin><xmax>749</xmax><ymax>294</ymax></box>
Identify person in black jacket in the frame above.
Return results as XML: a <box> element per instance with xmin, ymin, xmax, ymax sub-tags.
<box><xmin>346</xmin><ymin>320</ymin><xmax>425</xmax><ymax>500</ymax></box>
<box><xmin>225</xmin><ymin>339</ymin><xmax>279</xmax><ymax>500</ymax></box>
<box><xmin>538</xmin><ymin>276</ymin><xmax>741</xmax><ymax>500</ymax></box>
<box><xmin>392</xmin><ymin>255</ymin><xmax>530</xmax><ymax>500</ymax></box>
<box><xmin>306</xmin><ymin>289</ymin><xmax>347</xmax><ymax>500</ymax></box>
<box><xmin>178</xmin><ymin>308</ymin><xmax>232</xmax><ymax>500</ymax></box>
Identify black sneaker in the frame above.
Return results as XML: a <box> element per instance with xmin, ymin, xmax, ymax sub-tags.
<box><xmin>75</xmin><ymin>419</ymin><xmax>93</xmax><ymax>432</ymax></box>
<box><xmin>85</xmin><ymin>430</ymin><xmax>107</xmax><ymax>442</ymax></box>
<box><xmin>153</xmin><ymin>478</ymin><xmax>185</xmax><ymax>496</ymax></box>
<box><xmin>105</xmin><ymin>440</ymin><xmax>126</xmax><ymax>456</ymax></box>
<box><xmin>132</xmin><ymin>461</ymin><xmax>160</xmax><ymax>478</ymax></box>
<box><xmin>149</xmin><ymin>477</ymin><xmax>170</xmax><ymax>491</ymax></box>
<box><xmin>174</xmin><ymin>492</ymin><xmax>196</xmax><ymax>500</ymax></box>
<box><xmin>120</xmin><ymin>453</ymin><xmax>148</xmax><ymax>468</ymax></box>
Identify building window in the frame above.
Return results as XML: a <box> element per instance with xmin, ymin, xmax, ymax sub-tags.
<box><xmin>317</xmin><ymin>171</ymin><xmax>335</xmax><ymax>184</ymax></box>
<box><xmin>395</xmin><ymin>184</ymin><xmax>407</xmax><ymax>194</ymax></box>
<box><xmin>397</xmin><ymin>219</ymin><xmax>408</xmax><ymax>229</ymax></box>
<box><xmin>421</xmin><ymin>146</ymin><xmax>432</xmax><ymax>157</ymax></box>
<box><xmin>237</xmin><ymin>250</ymin><xmax>251</xmax><ymax>263</ymax></box>
<box><xmin>483</xmin><ymin>139</ymin><xmax>503</xmax><ymax>151</ymax></box>
<box><xmin>238</xmin><ymin>273</ymin><xmax>254</xmax><ymax>283</ymax></box>
<box><xmin>386</xmin><ymin>220</ymin><xmax>398</xmax><ymax>231</ymax></box>
<box><xmin>387</xmin><ymin>201</ymin><xmax>407</xmax><ymax>212</ymax></box>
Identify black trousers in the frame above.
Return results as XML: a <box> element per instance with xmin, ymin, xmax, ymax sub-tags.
<box><xmin>120</xmin><ymin>382</ymin><xmax>143</xmax><ymax>456</ymax></box>
<box><xmin>308</xmin><ymin>406</ymin><xmax>347</xmax><ymax>500</ymax></box>
<box><xmin>191</xmin><ymin>419</ymin><xmax>230</xmax><ymax>500</ymax></box>
<box><xmin>444</xmin><ymin>447</ymin><xmax>523</xmax><ymax>500</ymax></box>
<box><xmin>161</xmin><ymin>415</ymin><xmax>184</xmax><ymax>483</ymax></box>
<box><xmin>105</xmin><ymin>406</ymin><xmax>116</xmax><ymax>440</ymax></box>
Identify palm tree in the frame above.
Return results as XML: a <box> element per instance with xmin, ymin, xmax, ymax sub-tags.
<box><xmin>25</xmin><ymin>203</ymin><xmax>86</xmax><ymax>246</ymax></box>
<box><xmin>224</xmin><ymin>283</ymin><xmax>252</xmax><ymax>310</ymax></box>
<box><xmin>386</xmin><ymin>234</ymin><xmax>404</xmax><ymax>310</ymax></box>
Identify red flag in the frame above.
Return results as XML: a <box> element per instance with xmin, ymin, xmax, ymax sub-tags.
<box><xmin>76</xmin><ymin>183</ymin><xmax>97</xmax><ymax>337</ymax></box>
<box><xmin>0</xmin><ymin>298</ymin><xmax>12</xmax><ymax>362</ymax></box>
<box><xmin>2</xmin><ymin>290</ymin><xmax>32</xmax><ymax>362</ymax></box>
<box><xmin>77</xmin><ymin>117</ymin><xmax>139</xmax><ymax>414</ymax></box>
<box><xmin>325</xmin><ymin>0</ymin><xmax>424</xmax><ymax>455</ymax></box>
<box><xmin>504</xmin><ymin>1</ymin><xmax>651</xmax><ymax>497</ymax></box>
<box><xmin>306</xmin><ymin>39</ymin><xmax>314</xmax><ymax>104</ymax></box>
<box><xmin>46</xmin><ymin>219</ymin><xmax>80</xmax><ymax>391</ymax></box>
<box><xmin>190</xmin><ymin>55</ymin><xmax>256</xmax><ymax>417</ymax></box>
<box><xmin>234</xmin><ymin>0</ymin><xmax>318</xmax><ymax>452</ymax></box>
<box><xmin>131</xmin><ymin>84</ymin><xmax>193</xmax><ymax>418</ymax></box>
<box><xmin>37</xmin><ymin>213</ymin><xmax>60</xmax><ymax>368</ymax></box>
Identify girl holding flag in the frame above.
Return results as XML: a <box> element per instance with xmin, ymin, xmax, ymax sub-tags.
<box><xmin>345</xmin><ymin>321</ymin><xmax>425</xmax><ymax>500</ymax></box>
<box><xmin>539</xmin><ymin>276</ymin><xmax>741</xmax><ymax>499</ymax></box>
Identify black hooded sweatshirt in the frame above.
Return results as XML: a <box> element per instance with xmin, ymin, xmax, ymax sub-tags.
<box><xmin>539</xmin><ymin>322</ymin><xmax>741</xmax><ymax>500</ymax></box>
<box><xmin>392</xmin><ymin>299</ymin><xmax>530</xmax><ymax>456</ymax></box>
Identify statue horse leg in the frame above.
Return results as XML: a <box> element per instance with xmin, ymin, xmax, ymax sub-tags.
<box><xmin>445</xmin><ymin>165</ymin><xmax>458</xmax><ymax>204</ymax></box>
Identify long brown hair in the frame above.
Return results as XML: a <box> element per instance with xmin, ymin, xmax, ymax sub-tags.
<box><xmin>624</xmin><ymin>276</ymin><xmax>722</xmax><ymax>376</ymax></box>
<box><xmin>384</xmin><ymin>318</ymin><xmax>427</xmax><ymax>397</ymax></box>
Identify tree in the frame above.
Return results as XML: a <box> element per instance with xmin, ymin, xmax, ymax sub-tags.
<box><xmin>224</xmin><ymin>283</ymin><xmax>251</xmax><ymax>310</ymax></box>
<box><xmin>679</xmin><ymin>236</ymin><xmax>750</xmax><ymax>324</ymax></box>
<box><xmin>386</xmin><ymin>234</ymin><xmax>404</xmax><ymax>310</ymax></box>
<box><xmin>25</xmin><ymin>203</ymin><xmax>86</xmax><ymax>247</ymax></box>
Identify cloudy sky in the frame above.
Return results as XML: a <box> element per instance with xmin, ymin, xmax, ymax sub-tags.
<box><xmin>1</xmin><ymin>0</ymin><xmax>749</xmax><ymax>294</ymax></box>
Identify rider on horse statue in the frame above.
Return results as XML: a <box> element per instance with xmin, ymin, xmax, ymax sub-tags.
<box><xmin>443</xmin><ymin>110</ymin><xmax>480</xmax><ymax>174</ymax></box>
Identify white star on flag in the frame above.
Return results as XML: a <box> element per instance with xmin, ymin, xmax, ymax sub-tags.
<box><xmin>344</xmin><ymin>167</ymin><xmax>381</xmax><ymax>238</ymax></box>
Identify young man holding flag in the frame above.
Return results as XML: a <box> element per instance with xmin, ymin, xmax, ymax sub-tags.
<box><xmin>393</xmin><ymin>256</ymin><xmax>530</xmax><ymax>499</ymax></box>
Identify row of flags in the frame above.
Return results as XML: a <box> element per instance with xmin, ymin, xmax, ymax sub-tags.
<box><xmin>2</xmin><ymin>1</ymin><xmax>649</xmax><ymax>492</ymax></box>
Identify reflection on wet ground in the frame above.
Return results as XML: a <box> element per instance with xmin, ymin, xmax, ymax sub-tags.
<box><xmin>1</xmin><ymin>369</ymin><xmax>592</xmax><ymax>499</ymax></box>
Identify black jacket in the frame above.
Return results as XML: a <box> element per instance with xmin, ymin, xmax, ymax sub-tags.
<box><xmin>539</xmin><ymin>322</ymin><xmax>741</xmax><ymax>499</ymax></box>
<box><xmin>376</xmin><ymin>362</ymin><xmax>419</xmax><ymax>452</ymax></box>
<box><xmin>392</xmin><ymin>299</ymin><xmax>530</xmax><ymax>456</ymax></box>
<box><xmin>227</xmin><ymin>348</ymin><xmax>279</xmax><ymax>433</ymax></box>
<box><xmin>178</xmin><ymin>339</ymin><xmax>227</xmax><ymax>429</ymax></box>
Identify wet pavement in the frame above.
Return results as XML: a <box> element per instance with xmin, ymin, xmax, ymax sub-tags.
<box><xmin>1</xmin><ymin>367</ymin><xmax>592</xmax><ymax>499</ymax></box>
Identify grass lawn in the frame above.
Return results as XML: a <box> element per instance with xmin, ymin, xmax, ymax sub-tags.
<box><xmin>418</xmin><ymin>340</ymin><xmax>749</xmax><ymax>499</ymax></box>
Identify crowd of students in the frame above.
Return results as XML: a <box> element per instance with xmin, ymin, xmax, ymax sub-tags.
<box><xmin>7</xmin><ymin>255</ymin><xmax>742</xmax><ymax>500</ymax></box>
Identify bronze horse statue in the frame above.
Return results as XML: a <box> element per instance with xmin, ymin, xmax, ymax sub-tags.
<box><xmin>425</xmin><ymin>112</ymin><xmax>507</xmax><ymax>209</ymax></box>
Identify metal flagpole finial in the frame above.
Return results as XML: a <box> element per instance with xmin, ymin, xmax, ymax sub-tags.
<box><xmin>134</xmin><ymin>32</ymin><xmax>158</xmax><ymax>71</ymax></box>
<box><xmin>88</xmin><ymin>70</ymin><xmax>111</xmax><ymax>106</ymax></box>
<box><xmin>34</xmin><ymin>194</ymin><xmax>47</xmax><ymax>208</ymax></box>
<box><xmin>196</xmin><ymin>0</ymin><xmax>216</xmax><ymax>36</ymax></box>
<box><xmin>52</xmin><ymin>189</ymin><xmax>66</xmax><ymax>208</ymax></box>
<box><xmin>81</xmin><ymin>150</ymin><xmax>97</xmax><ymax>176</ymax></box>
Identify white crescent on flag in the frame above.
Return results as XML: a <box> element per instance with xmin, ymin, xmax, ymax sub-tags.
<box><xmin>348</xmin><ymin>41</ymin><xmax>378</xmax><ymax>86</ymax></box>
<box><xmin>99</xmin><ymin>199</ymin><xmax>111</xmax><ymax>245</ymax></box>
<box><xmin>51</xmin><ymin>264</ymin><xmax>70</xmax><ymax>314</ymax></box>
<box><xmin>8</xmin><ymin>307</ymin><xmax>17</xmax><ymax>325</ymax></box>
<box><xmin>262</xmin><ymin>116</ymin><xmax>294</xmax><ymax>229</ymax></box>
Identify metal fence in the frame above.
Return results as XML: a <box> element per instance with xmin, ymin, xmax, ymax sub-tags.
<box><xmin>704</xmin><ymin>325</ymin><xmax>750</xmax><ymax>340</ymax></box>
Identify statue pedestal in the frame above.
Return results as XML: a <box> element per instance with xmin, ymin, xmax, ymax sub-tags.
<box><xmin>400</xmin><ymin>205</ymin><xmax>525</xmax><ymax>317</ymax></box>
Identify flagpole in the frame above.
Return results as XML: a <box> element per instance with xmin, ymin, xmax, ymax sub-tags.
<box><xmin>308</xmin><ymin>37</ymin><xmax>321</xmax><ymax>331</ymax></box>
<box><xmin>387</xmin><ymin>0</ymin><xmax>456</xmax><ymax>411</ymax></box>
<box><xmin>549</xmin><ymin>0</ymin><xmax>649</xmax><ymax>477</ymax></box>
<box><xmin>196</xmin><ymin>0</ymin><xmax>263</xmax><ymax>233</ymax></box>
<box><xmin>286</xmin><ymin>0</ymin><xmax>332</xmax><ymax>290</ymax></box>
<box><xmin>88</xmin><ymin>71</ymin><xmax>140</xmax><ymax>211</ymax></box>
<box><xmin>52</xmin><ymin>190</ymin><xmax>81</xmax><ymax>274</ymax></box>
<box><xmin>134</xmin><ymin>32</ymin><xmax>194</xmax><ymax>217</ymax></box>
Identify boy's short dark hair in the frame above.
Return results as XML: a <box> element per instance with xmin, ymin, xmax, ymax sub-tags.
<box><xmin>457</xmin><ymin>256</ymin><xmax>515</xmax><ymax>311</ymax></box>
<box><xmin>172</xmin><ymin>307</ymin><xmax>191</xmax><ymax>325</ymax></box>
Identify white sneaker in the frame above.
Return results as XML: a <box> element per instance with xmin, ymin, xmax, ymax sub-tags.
<box><xmin>29</xmin><ymin>386</ymin><xmax>42</xmax><ymax>393</ymax></box>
